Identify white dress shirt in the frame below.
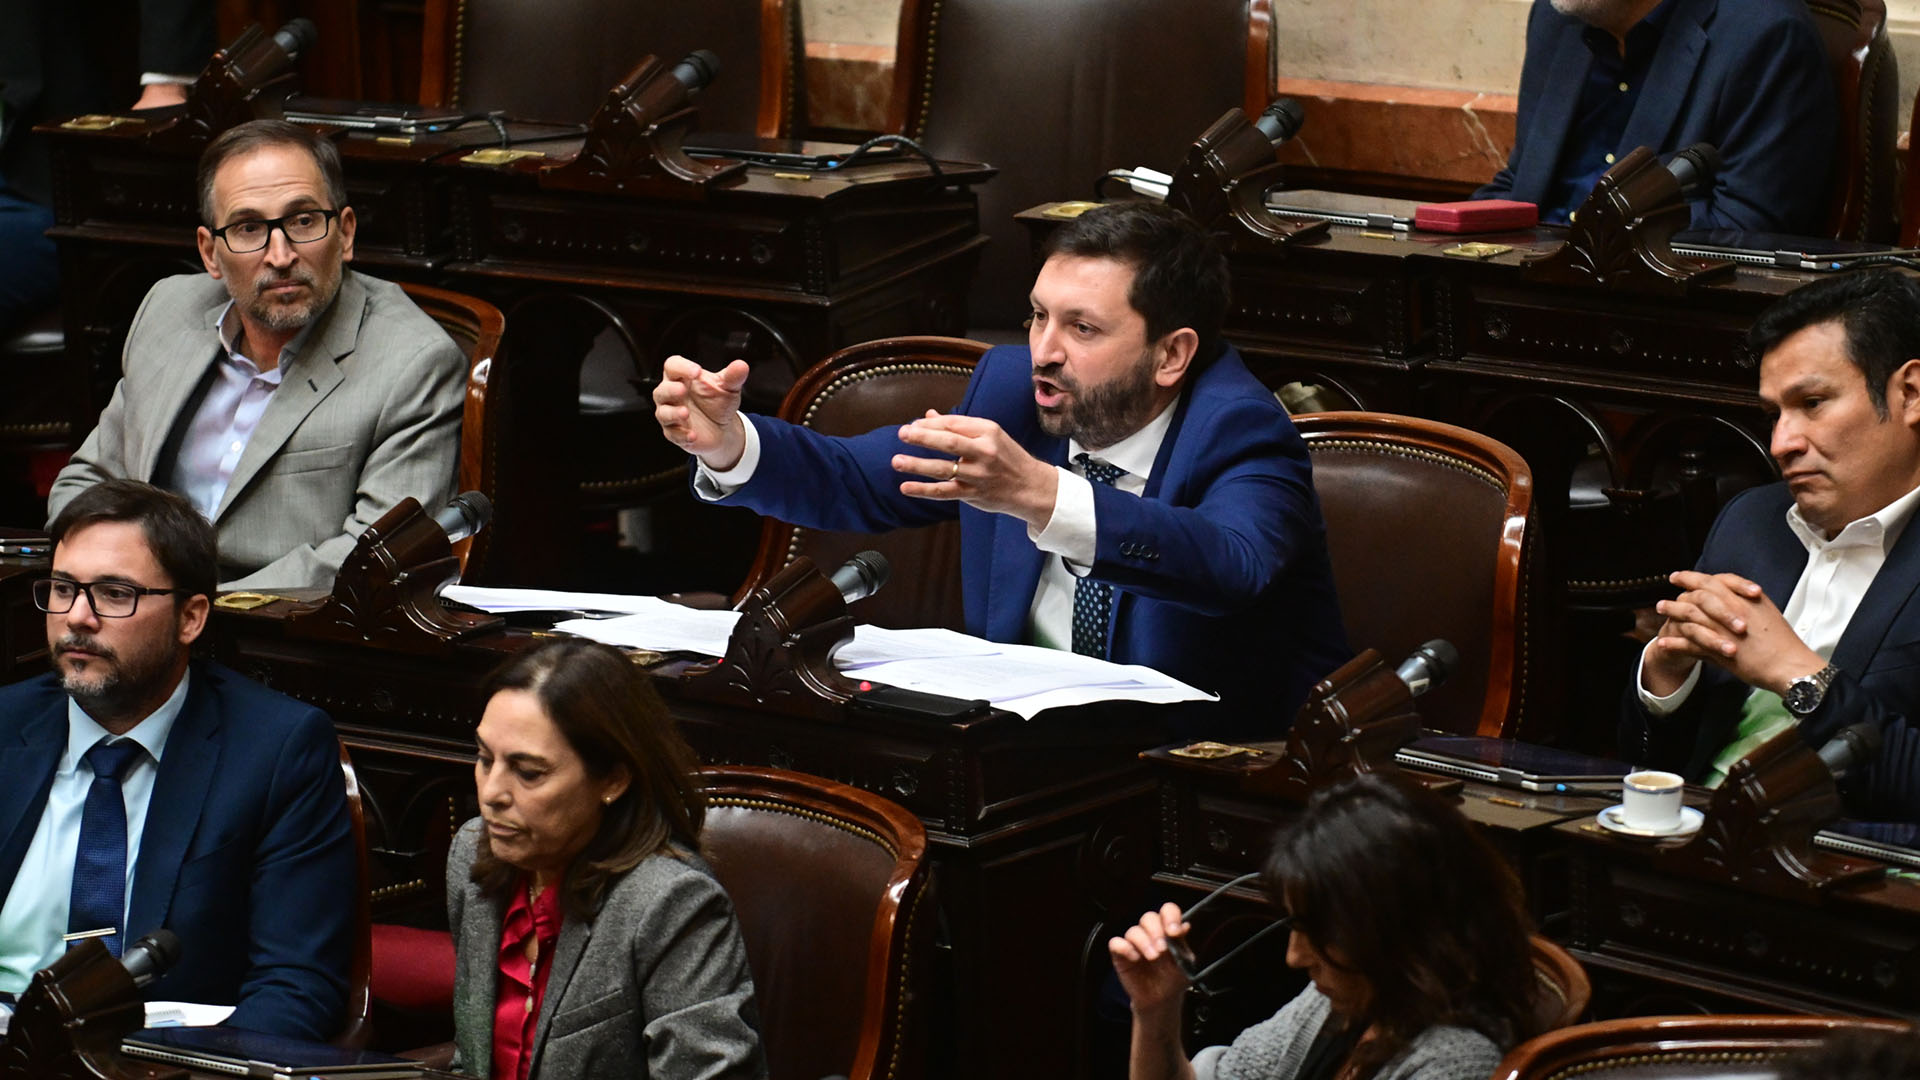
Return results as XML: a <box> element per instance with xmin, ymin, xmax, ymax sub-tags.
<box><xmin>166</xmin><ymin>303</ymin><xmax>308</xmax><ymax>519</ymax></box>
<box><xmin>693</xmin><ymin>402</ymin><xmax>1177</xmax><ymax>650</ymax></box>
<box><xmin>0</xmin><ymin>672</ymin><xmax>192</xmax><ymax>992</ymax></box>
<box><xmin>1639</xmin><ymin>483</ymin><xmax>1920</xmax><ymax>714</ymax></box>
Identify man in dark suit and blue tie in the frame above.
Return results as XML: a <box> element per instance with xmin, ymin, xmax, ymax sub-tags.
<box><xmin>1625</xmin><ymin>270</ymin><xmax>1920</xmax><ymax>827</ymax></box>
<box><xmin>653</xmin><ymin>201</ymin><xmax>1349</xmax><ymax>733</ymax></box>
<box><xmin>0</xmin><ymin>479</ymin><xmax>355</xmax><ymax>1039</ymax></box>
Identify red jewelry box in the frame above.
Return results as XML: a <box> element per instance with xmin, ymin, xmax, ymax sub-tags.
<box><xmin>1414</xmin><ymin>199</ymin><xmax>1539</xmax><ymax>234</ymax></box>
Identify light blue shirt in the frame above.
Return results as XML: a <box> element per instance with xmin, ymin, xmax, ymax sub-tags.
<box><xmin>0</xmin><ymin>672</ymin><xmax>192</xmax><ymax>992</ymax></box>
<box><xmin>166</xmin><ymin>302</ymin><xmax>308</xmax><ymax>520</ymax></box>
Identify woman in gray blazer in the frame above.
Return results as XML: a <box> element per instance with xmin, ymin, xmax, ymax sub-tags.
<box><xmin>447</xmin><ymin>639</ymin><xmax>767</xmax><ymax>1080</ymax></box>
<box><xmin>1110</xmin><ymin>775</ymin><xmax>1545</xmax><ymax>1080</ymax></box>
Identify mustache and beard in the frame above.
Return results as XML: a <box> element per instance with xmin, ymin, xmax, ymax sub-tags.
<box><xmin>54</xmin><ymin>631</ymin><xmax>180</xmax><ymax>723</ymax></box>
<box><xmin>1032</xmin><ymin>346</ymin><xmax>1161</xmax><ymax>451</ymax></box>
<box><xmin>244</xmin><ymin>265</ymin><xmax>331</xmax><ymax>332</ymax></box>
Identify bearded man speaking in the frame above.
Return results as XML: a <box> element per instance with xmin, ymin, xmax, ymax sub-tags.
<box><xmin>48</xmin><ymin>120</ymin><xmax>466</xmax><ymax>590</ymax></box>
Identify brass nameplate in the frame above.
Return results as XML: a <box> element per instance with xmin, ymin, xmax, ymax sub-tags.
<box><xmin>1442</xmin><ymin>242</ymin><xmax>1513</xmax><ymax>260</ymax></box>
<box><xmin>1167</xmin><ymin>741</ymin><xmax>1265</xmax><ymax>760</ymax></box>
<box><xmin>460</xmin><ymin>148</ymin><xmax>546</xmax><ymax>166</ymax></box>
<box><xmin>61</xmin><ymin>115</ymin><xmax>142</xmax><ymax>131</ymax></box>
<box><xmin>1041</xmin><ymin>201</ymin><xmax>1102</xmax><ymax>220</ymax></box>
<box><xmin>214</xmin><ymin>592</ymin><xmax>283</xmax><ymax>610</ymax></box>
<box><xmin>771</xmin><ymin>171</ymin><xmax>813</xmax><ymax>181</ymax></box>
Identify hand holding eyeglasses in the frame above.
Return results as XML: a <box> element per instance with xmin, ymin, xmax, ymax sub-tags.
<box><xmin>1108</xmin><ymin>901</ymin><xmax>1195</xmax><ymax>1013</ymax></box>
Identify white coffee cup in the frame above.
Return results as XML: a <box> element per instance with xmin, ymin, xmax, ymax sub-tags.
<box><xmin>1621</xmin><ymin>769</ymin><xmax>1685</xmax><ymax>831</ymax></box>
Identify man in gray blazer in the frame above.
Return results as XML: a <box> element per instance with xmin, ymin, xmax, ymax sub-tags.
<box><xmin>48</xmin><ymin>120</ymin><xmax>465</xmax><ymax>591</ymax></box>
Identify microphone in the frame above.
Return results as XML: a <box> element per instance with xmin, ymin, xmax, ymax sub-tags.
<box><xmin>829</xmin><ymin>550</ymin><xmax>890</xmax><ymax>605</ymax></box>
<box><xmin>271</xmin><ymin>17</ymin><xmax>318</xmax><ymax>62</ymax></box>
<box><xmin>432</xmin><ymin>491</ymin><xmax>493</xmax><ymax>545</ymax></box>
<box><xmin>1253</xmin><ymin>97</ymin><xmax>1306</xmax><ymax>148</ymax></box>
<box><xmin>1395</xmin><ymin>639</ymin><xmax>1459</xmax><ymax>699</ymax></box>
<box><xmin>670</xmin><ymin>50</ymin><xmax>722</xmax><ymax>96</ymax></box>
<box><xmin>1665</xmin><ymin>142</ymin><xmax>1722</xmax><ymax>201</ymax></box>
<box><xmin>1817</xmin><ymin>722</ymin><xmax>1882</xmax><ymax>781</ymax></box>
<box><xmin>121</xmin><ymin>929</ymin><xmax>182</xmax><ymax>989</ymax></box>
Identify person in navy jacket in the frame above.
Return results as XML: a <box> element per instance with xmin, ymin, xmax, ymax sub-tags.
<box><xmin>0</xmin><ymin>479</ymin><xmax>354</xmax><ymax>1038</ymax></box>
<box><xmin>654</xmin><ymin>201</ymin><xmax>1349</xmax><ymax>734</ymax></box>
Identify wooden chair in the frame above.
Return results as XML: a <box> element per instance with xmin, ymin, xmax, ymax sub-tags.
<box><xmin>697</xmin><ymin>766</ymin><xmax>932</xmax><ymax>1080</ymax></box>
<box><xmin>1495</xmin><ymin>1014</ymin><xmax>1913</xmax><ymax>1080</ymax></box>
<box><xmin>1804</xmin><ymin>0</ymin><xmax>1901</xmax><ymax>241</ymax></box>
<box><xmin>1527</xmin><ymin>937</ymin><xmax>1590</xmax><ymax>1033</ymax></box>
<box><xmin>397</xmin><ymin>282</ymin><xmax>503</xmax><ymax>577</ymax></box>
<box><xmin>796</xmin><ymin>0</ymin><xmax>941</xmax><ymax>141</ymax></box>
<box><xmin>1292</xmin><ymin>412</ymin><xmax>1535</xmax><ymax>738</ymax></box>
<box><xmin>417</xmin><ymin>0</ymin><xmax>803</xmax><ymax>136</ymax></box>
<box><xmin>732</xmin><ymin>335</ymin><xmax>987</xmax><ymax>632</ymax></box>
<box><xmin>335</xmin><ymin>743</ymin><xmax>374</xmax><ymax>1050</ymax></box>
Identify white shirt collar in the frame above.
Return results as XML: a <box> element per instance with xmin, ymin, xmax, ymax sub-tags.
<box><xmin>1068</xmin><ymin>397</ymin><xmax>1179</xmax><ymax>481</ymax></box>
<box><xmin>64</xmin><ymin>668</ymin><xmax>193</xmax><ymax>770</ymax></box>
<box><xmin>1785</xmin><ymin>481</ymin><xmax>1920</xmax><ymax>556</ymax></box>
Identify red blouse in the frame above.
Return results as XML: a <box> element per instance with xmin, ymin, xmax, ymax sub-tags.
<box><xmin>492</xmin><ymin>878</ymin><xmax>564</xmax><ymax>1080</ymax></box>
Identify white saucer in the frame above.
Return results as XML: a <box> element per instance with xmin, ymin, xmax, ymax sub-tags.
<box><xmin>1595</xmin><ymin>804</ymin><xmax>1704</xmax><ymax>839</ymax></box>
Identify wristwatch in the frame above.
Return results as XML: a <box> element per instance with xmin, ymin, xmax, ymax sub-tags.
<box><xmin>1784</xmin><ymin>663</ymin><xmax>1840</xmax><ymax>717</ymax></box>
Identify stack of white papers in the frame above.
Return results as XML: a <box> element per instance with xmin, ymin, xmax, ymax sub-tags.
<box><xmin>447</xmin><ymin>585</ymin><xmax>1216</xmax><ymax>720</ymax></box>
<box><xmin>0</xmin><ymin>1000</ymin><xmax>232</xmax><ymax>1035</ymax></box>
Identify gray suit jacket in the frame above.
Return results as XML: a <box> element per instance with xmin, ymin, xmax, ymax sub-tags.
<box><xmin>47</xmin><ymin>270</ymin><xmax>466</xmax><ymax>590</ymax></box>
<box><xmin>447</xmin><ymin>818</ymin><xmax>767</xmax><ymax>1080</ymax></box>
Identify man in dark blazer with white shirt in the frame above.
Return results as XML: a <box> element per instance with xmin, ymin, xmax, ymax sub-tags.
<box><xmin>1479</xmin><ymin>0</ymin><xmax>1836</xmax><ymax>233</ymax></box>
<box><xmin>1624</xmin><ymin>270</ymin><xmax>1920</xmax><ymax>827</ymax></box>
<box><xmin>0</xmin><ymin>480</ymin><xmax>355</xmax><ymax>1038</ymax></box>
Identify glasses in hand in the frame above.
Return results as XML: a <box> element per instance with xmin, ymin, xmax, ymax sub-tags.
<box><xmin>1167</xmin><ymin>872</ymin><xmax>1294</xmax><ymax>992</ymax></box>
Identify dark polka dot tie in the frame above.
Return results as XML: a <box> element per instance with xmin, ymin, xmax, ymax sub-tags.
<box><xmin>1072</xmin><ymin>454</ymin><xmax>1125</xmax><ymax>657</ymax></box>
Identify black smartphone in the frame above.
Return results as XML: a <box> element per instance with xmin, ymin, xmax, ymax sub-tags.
<box><xmin>847</xmin><ymin>685</ymin><xmax>990</xmax><ymax>721</ymax></box>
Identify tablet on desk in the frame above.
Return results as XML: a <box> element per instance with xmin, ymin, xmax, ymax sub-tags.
<box><xmin>1671</xmin><ymin>229</ymin><xmax>1920</xmax><ymax>272</ymax></box>
<box><xmin>123</xmin><ymin>1026</ymin><xmax>423</xmax><ymax>1079</ymax></box>
<box><xmin>684</xmin><ymin>133</ymin><xmax>899</xmax><ymax>171</ymax></box>
<box><xmin>1264</xmin><ymin>189</ymin><xmax>1421</xmax><ymax>231</ymax></box>
<box><xmin>1394</xmin><ymin>734</ymin><xmax>1630</xmax><ymax>793</ymax></box>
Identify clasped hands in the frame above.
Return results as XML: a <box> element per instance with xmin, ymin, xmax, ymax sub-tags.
<box><xmin>651</xmin><ymin>355</ymin><xmax>1057</xmax><ymax>528</ymax></box>
<box><xmin>1644</xmin><ymin>570</ymin><xmax>1826</xmax><ymax>697</ymax></box>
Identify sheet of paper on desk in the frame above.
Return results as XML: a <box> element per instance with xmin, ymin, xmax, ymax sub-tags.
<box><xmin>834</xmin><ymin>625</ymin><xmax>1003</xmax><ymax>666</ymax></box>
<box><xmin>554</xmin><ymin>604</ymin><xmax>743</xmax><ymax>657</ymax></box>
<box><xmin>0</xmin><ymin>1001</ymin><xmax>232</xmax><ymax>1034</ymax></box>
<box><xmin>441</xmin><ymin>585</ymin><xmax>667</xmax><ymax>614</ymax></box>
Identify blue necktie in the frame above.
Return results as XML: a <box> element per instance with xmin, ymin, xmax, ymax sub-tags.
<box><xmin>1072</xmin><ymin>454</ymin><xmax>1125</xmax><ymax>657</ymax></box>
<box><xmin>69</xmin><ymin>739</ymin><xmax>145</xmax><ymax>957</ymax></box>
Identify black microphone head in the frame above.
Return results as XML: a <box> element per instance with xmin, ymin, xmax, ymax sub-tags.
<box><xmin>431</xmin><ymin>490</ymin><xmax>493</xmax><ymax>545</ymax></box>
<box><xmin>829</xmin><ymin>550</ymin><xmax>892</xmax><ymax>604</ymax></box>
<box><xmin>122</xmin><ymin>929</ymin><xmax>183</xmax><ymax>987</ymax></box>
<box><xmin>671</xmin><ymin>49</ymin><xmax>723</xmax><ymax>94</ymax></box>
<box><xmin>1666</xmin><ymin>142</ymin><xmax>1722</xmax><ymax>199</ymax></box>
<box><xmin>1415</xmin><ymin>639</ymin><xmax>1460</xmax><ymax>683</ymax></box>
<box><xmin>1253</xmin><ymin>97</ymin><xmax>1306</xmax><ymax>146</ymax></box>
<box><xmin>272</xmin><ymin>17</ymin><xmax>319</xmax><ymax>58</ymax></box>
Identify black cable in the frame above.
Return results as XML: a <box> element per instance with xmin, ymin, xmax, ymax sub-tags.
<box><xmin>826</xmin><ymin>134</ymin><xmax>943</xmax><ymax>180</ymax></box>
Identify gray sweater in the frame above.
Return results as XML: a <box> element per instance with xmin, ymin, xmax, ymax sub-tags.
<box><xmin>1194</xmin><ymin>986</ymin><xmax>1502</xmax><ymax>1080</ymax></box>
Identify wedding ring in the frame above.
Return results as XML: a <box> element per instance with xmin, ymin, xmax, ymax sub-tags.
<box><xmin>950</xmin><ymin>459</ymin><xmax>962</xmax><ymax>480</ymax></box>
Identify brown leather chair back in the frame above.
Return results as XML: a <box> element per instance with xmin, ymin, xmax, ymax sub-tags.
<box><xmin>734</xmin><ymin>336</ymin><xmax>987</xmax><ymax>631</ymax></box>
<box><xmin>916</xmin><ymin>0</ymin><xmax>1250</xmax><ymax>327</ymax></box>
<box><xmin>1805</xmin><ymin>0</ymin><xmax>1900</xmax><ymax>241</ymax></box>
<box><xmin>698</xmin><ymin>766</ymin><xmax>931</xmax><ymax>1080</ymax></box>
<box><xmin>1527</xmin><ymin>936</ymin><xmax>1590</xmax><ymax>1033</ymax></box>
<box><xmin>397</xmin><ymin>282</ymin><xmax>504</xmax><ymax>578</ymax></box>
<box><xmin>1294</xmin><ymin>412</ymin><xmax>1534</xmax><ymax>738</ymax></box>
<box><xmin>1495</xmin><ymin>1015</ymin><xmax>1913</xmax><ymax>1080</ymax></box>
<box><xmin>334</xmin><ymin>743</ymin><xmax>373</xmax><ymax>1049</ymax></box>
<box><xmin>418</xmin><ymin>0</ymin><xmax>801</xmax><ymax>135</ymax></box>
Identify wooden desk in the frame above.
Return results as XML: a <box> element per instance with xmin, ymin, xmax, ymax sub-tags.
<box><xmin>1144</xmin><ymin>748</ymin><xmax>1920</xmax><ymax>1048</ymax></box>
<box><xmin>39</xmin><ymin>115</ymin><xmax>993</xmax><ymax>590</ymax></box>
<box><xmin>203</xmin><ymin>600</ymin><xmax>1169</xmax><ymax>1080</ymax></box>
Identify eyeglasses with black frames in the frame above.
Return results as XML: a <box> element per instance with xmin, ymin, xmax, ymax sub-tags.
<box><xmin>209</xmin><ymin>209</ymin><xmax>339</xmax><ymax>254</ymax></box>
<box><xmin>33</xmin><ymin>578</ymin><xmax>188</xmax><ymax>619</ymax></box>
<box><xmin>1166</xmin><ymin>872</ymin><xmax>1295</xmax><ymax>993</ymax></box>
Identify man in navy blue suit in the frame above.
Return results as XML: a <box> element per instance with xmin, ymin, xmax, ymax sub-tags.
<box><xmin>1624</xmin><ymin>270</ymin><xmax>1920</xmax><ymax>826</ymax></box>
<box><xmin>653</xmin><ymin>201</ymin><xmax>1349</xmax><ymax>733</ymax></box>
<box><xmin>1478</xmin><ymin>0</ymin><xmax>1835</xmax><ymax>233</ymax></box>
<box><xmin>0</xmin><ymin>479</ymin><xmax>354</xmax><ymax>1039</ymax></box>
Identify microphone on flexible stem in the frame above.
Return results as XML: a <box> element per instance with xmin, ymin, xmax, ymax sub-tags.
<box><xmin>1664</xmin><ymin>142</ymin><xmax>1722</xmax><ymax>201</ymax></box>
<box><xmin>1395</xmin><ymin>639</ymin><xmax>1460</xmax><ymax>699</ymax></box>
<box><xmin>1253</xmin><ymin>97</ymin><xmax>1306</xmax><ymax>148</ymax></box>
<box><xmin>121</xmin><ymin>929</ymin><xmax>183</xmax><ymax>989</ymax></box>
<box><xmin>432</xmin><ymin>491</ymin><xmax>494</xmax><ymax>545</ymax></box>
<box><xmin>669</xmin><ymin>49</ymin><xmax>722</xmax><ymax>96</ymax></box>
<box><xmin>271</xmin><ymin>17</ymin><xmax>318</xmax><ymax>62</ymax></box>
<box><xmin>829</xmin><ymin>551</ymin><xmax>891</xmax><ymax>605</ymax></box>
<box><xmin>1817</xmin><ymin>721</ymin><xmax>1883</xmax><ymax>782</ymax></box>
